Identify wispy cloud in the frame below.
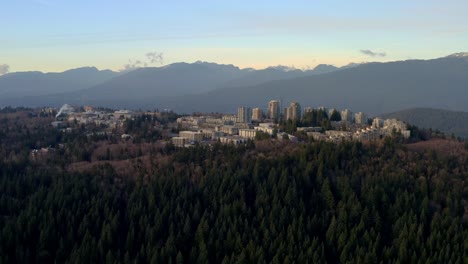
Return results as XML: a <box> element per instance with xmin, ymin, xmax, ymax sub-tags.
<box><xmin>146</xmin><ymin>52</ymin><xmax>164</xmax><ymax>64</ymax></box>
<box><xmin>120</xmin><ymin>51</ymin><xmax>164</xmax><ymax>72</ymax></box>
<box><xmin>360</xmin><ymin>49</ymin><xmax>386</xmax><ymax>57</ymax></box>
<box><xmin>0</xmin><ymin>64</ymin><xmax>10</xmax><ymax>75</ymax></box>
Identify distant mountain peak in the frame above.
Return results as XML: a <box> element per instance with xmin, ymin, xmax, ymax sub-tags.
<box><xmin>340</xmin><ymin>62</ymin><xmax>370</xmax><ymax>69</ymax></box>
<box><xmin>266</xmin><ymin>65</ymin><xmax>299</xmax><ymax>72</ymax></box>
<box><xmin>446</xmin><ymin>52</ymin><xmax>468</xmax><ymax>58</ymax></box>
<box><xmin>311</xmin><ymin>64</ymin><xmax>339</xmax><ymax>74</ymax></box>
<box><xmin>194</xmin><ymin>60</ymin><xmax>209</xmax><ymax>64</ymax></box>
<box><xmin>62</xmin><ymin>66</ymin><xmax>99</xmax><ymax>73</ymax></box>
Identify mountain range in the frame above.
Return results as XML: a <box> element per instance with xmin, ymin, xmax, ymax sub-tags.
<box><xmin>1</xmin><ymin>53</ymin><xmax>467</xmax><ymax>117</ymax></box>
<box><xmin>0</xmin><ymin>62</ymin><xmax>339</xmax><ymax>108</ymax></box>
<box><xmin>0</xmin><ymin>67</ymin><xmax>119</xmax><ymax>99</ymax></box>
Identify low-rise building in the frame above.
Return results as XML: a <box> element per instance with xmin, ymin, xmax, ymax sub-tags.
<box><xmin>383</xmin><ymin>119</ymin><xmax>407</xmax><ymax>131</ymax></box>
<box><xmin>254</xmin><ymin>126</ymin><xmax>275</xmax><ymax>135</ymax></box>
<box><xmin>297</xmin><ymin>127</ymin><xmax>323</xmax><ymax>132</ymax></box>
<box><xmin>239</xmin><ymin>129</ymin><xmax>257</xmax><ymax>139</ymax></box>
<box><xmin>353</xmin><ymin>128</ymin><xmax>381</xmax><ymax>141</ymax></box>
<box><xmin>172</xmin><ymin>137</ymin><xmax>188</xmax><ymax>147</ymax></box>
<box><xmin>211</xmin><ymin>131</ymin><xmax>224</xmax><ymax>140</ymax></box>
<box><xmin>307</xmin><ymin>132</ymin><xmax>328</xmax><ymax>141</ymax></box>
<box><xmin>217</xmin><ymin>125</ymin><xmax>239</xmax><ymax>135</ymax></box>
<box><xmin>199</xmin><ymin>129</ymin><xmax>214</xmax><ymax>139</ymax></box>
<box><xmin>234</xmin><ymin>122</ymin><xmax>251</xmax><ymax>129</ymax></box>
<box><xmin>219</xmin><ymin>136</ymin><xmax>248</xmax><ymax>145</ymax></box>
<box><xmin>222</xmin><ymin>115</ymin><xmax>238</xmax><ymax>123</ymax></box>
<box><xmin>277</xmin><ymin>132</ymin><xmax>298</xmax><ymax>142</ymax></box>
<box><xmin>179</xmin><ymin>131</ymin><xmax>203</xmax><ymax>142</ymax></box>
<box><xmin>326</xmin><ymin>130</ymin><xmax>353</xmax><ymax>141</ymax></box>
<box><xmin>177</xmin><ymin>116</ymin><xmax>204</xmax><ymax>127</ymax></box>
<box><xmin>114</xmin><ymin>110</ymin><xmax>135</xmax><ymax>119</ymax></box>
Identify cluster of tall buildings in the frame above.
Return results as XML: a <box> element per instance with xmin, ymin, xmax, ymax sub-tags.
<box><xmin>238</xmin><ymin>100</ymin><xmax>368</xmax><ymax>124</ymax></box>
<box><xmin>173</xmin><ymin>100</ymin><xmax>411</xmax><ymax>147</ymax></box>
<box><xmin>236</xmin><ymin>100</ymin><xmax>303</xmax><ymax>123</ymax></box>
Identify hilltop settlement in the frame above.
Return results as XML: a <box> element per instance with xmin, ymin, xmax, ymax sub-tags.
<box><xmin>44</xmin><ymin>100</ymin><xmax>411</xmax><ymax>150</ymax></box>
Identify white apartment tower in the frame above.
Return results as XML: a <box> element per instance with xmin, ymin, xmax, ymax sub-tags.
<box><xmin>237</xmin><ymin>106</ymin><xmax>252</xmax><ymax>123</ymax></box>
<box><xmin>341</xmin><ymin>109</ymin><xmax>353</xmax><ymax>122</ymax></box>
<box><xmin>286</xmin><ymin>102</ymin><xmax>302</xmax><ymax>120</ymax></box>
<box><xmin>372</xmin><ymin>117</ymin><xmax>384</xmax><ymax>128</ymax></box>
<box><xmin>354</xmin><ymin>112</ymin><xmax>367</xmax><ymax>124</ymax></box>
<box><xmin>268</xmin><ymin>100</ymin><xmax>280</xmax><ymax>120</ymax></box>
<box><xmin>252</xmin><ymin>108</ymin><xmax>263</xmax><ymax>121</ymax></box>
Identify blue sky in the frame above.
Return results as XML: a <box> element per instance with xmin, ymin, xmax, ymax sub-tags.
<box><xmin>1</xmin><ymin>0</ymin><xmax>467</xmax><ymax>73</ymax></box>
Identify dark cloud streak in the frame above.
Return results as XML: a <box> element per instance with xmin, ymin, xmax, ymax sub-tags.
<box><xmin>360</xmin><ymin>49</ymin><xmax>386</xmax><ymax>57</ymax></box>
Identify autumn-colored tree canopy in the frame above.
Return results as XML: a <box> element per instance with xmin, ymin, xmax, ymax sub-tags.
<box><xmin>0</xmin><ymin>108</ymin><xmax>467</xmax><ymax>263</ymax></box>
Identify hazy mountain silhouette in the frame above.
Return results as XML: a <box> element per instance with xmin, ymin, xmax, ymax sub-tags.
<box><xmin>72</xmin><ymin>62</ymin><xmax>339</xmax><ymax>101</ymax></box>
<box><xmin>152</xmin><ymin>54</ymin><xmax>468</xmax><ymax>115</ymax></box>
<box><xmin>1</xmin><ymin>53</ymin><xmax>467</xmax><ymax>116</ymax></box>
<box><xmin>0</xmin><ymin>67</ymin><xmax>119</xmax><ymax>100</ymax></box>
<box><xmin>75</xmin><ymin>62</ymin><xmax>247</xmax><ymax>101</ymax></box>
<box><xmin>310</xmin><ymin>64</ymin><xmax>339</xmax><ymax>74</ymax></box>
<box><xmin>380</xmin><ymin>108</ymin><xmax>468</xmax><ymax>138</ymax></box>
<box><xmin>0</xmin><ymin>61</ymin><xmax>335</xmax><ymax>107</ymax></box>
<box><xmin>223</xmin><ymin>64</ymin><xmax>340</xmax><ymax>87</ymax></box>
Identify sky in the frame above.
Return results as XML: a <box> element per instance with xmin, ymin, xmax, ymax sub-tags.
<box><xmin>1</xmin><ymin>0</ymin><xmax>467</xmax><ymax>73</ymax></box>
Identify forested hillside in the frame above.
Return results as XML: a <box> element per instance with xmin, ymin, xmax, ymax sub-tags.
<box><xmin>0</xmin><ymin>110</ymin><xmax>467</xmax><ymax>263</ymax></box>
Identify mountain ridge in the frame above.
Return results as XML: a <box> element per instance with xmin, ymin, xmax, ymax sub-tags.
<box><xmin>1</xmin><ymin>53</ymin><xmax>467</xmax><ymax>117</ymax></box>
<box><xmin>0</xmin><ymin>67</ymin><xmax>120</xmax><ymax>99</ymax></box>
<box><xmin>150</xmin><ymin>54</ymin><xmax>468</xmax><ymax>115</ymax></box>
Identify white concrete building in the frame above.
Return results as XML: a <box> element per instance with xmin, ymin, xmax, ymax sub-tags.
<box><xmin>268</xmin><ymin>100</ymin><xmax>280</xmax><ymax>119</ymax></box>
<box><xmin>179</xmin><ymin>131</ymin><xmax>203</xmax><ymax>142</ymax></box>
<box><xmin>219</xmin><ymin>136</ymin><xmax>248</xmax><ymax>145</ymax></box>
<box><xmin>172</xmin><ymin>137</ymin><xmax>188</xmax><ymax>147</ymax></box>
<box><xmin>239</xmin><ymin>129</ymin><xmax>257</xmax><ymax>139</ymax></box>
<box><xmin>222</xmin><ymin>115</ymin><xmax>238</xmax><ymax>123</ymax></box>
<box><xmin>114</xmin><ymin>110</ymin><xmax>135</xmax><ymax>119</ymax></box>
<box><xmin>355</xmin><ymin>112</ymin><xmax>367</xmax><ymax>124</ymax></box>
<box><xmin>177</xmin><ymin>116</ymin><xmax>204</xmax><ymax>127</ymax></box>
<box><xmin>252</xmin><ymin>108</ymin><xmax>263</xmax><ymax>121</ymax></box>
<box><xmin>285</xmin><ymin>102</ymin><xmax>302</xmax><ymax>121</ymax></box>
<box><xmin>254</xmin><ymin>126</ymin><xmax>275</xmax><ymax>135</ymax></box>
<box><xmin>372</xmin><ymin>118</ymin><xmax>384</xmax><ymax>128</ymax></box>
<box><xmin>341</xmin><ymin>109</ymin><xmax>353</xmax><ymax>123</ymax></box>
<box><xmin>217</xmin><ymin>125</ymin><xmax>239</xmax><ymax>135</ymax></box>
<box><xmin>307</xmin><ymin>132</ymin><xmax>328</xmax><ymax>141</ymax></box>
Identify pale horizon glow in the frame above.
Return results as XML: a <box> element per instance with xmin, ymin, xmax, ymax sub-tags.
<box><xmin>1</xmin><ymin>0</ymin><xmax>467</xmax><ymax>73</ymax></box>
